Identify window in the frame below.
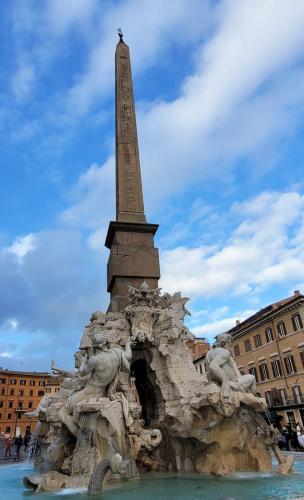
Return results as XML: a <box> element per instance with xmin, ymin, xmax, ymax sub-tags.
<box><xmin>0</xmin><ymin>378</ymin><xmax>6</xmax><ymax>384</ymax></box>
<box><xmin>259</xmin><ymin>363</ymin><xmax>269</xmax><ymax>381</ymax></box>
<box><xmin>8</xmin><ymin>402</ymin><xmax>13</xmax><ymax>409</ymax></box>
<box><xmin>46</xmin><ymin>388</ymin><xmax>51</xmax><ymax>393</ymax></box>
<box><xmin>19</xmin><ymin>380</ymin><xmax>26</xmax><ymax>385</ymax></box>
<box><xmin>0</xmin><ymin>401</ymin><xmax>3</xmax><ymax>408</ymax></box>
<box><xmin>254</xmin><ymin>334</ymin><xmax>262</xmax><ymax>348</ymax></box>
<box><xmin>244</xmin><ymin>339</ymin><xmax>252</xmax><ymax>352</ymax></box>
<box><xmin>18</xmin><ymin>401</ymin><xmax>23</xmax><ymax>408</ymax></box>
<box><xmin>29</xmin><ymin>390</ymin><xmax>34</xmax><ymax>396</ymax></box>
<box><xmin>1</xmin><ymin>389</ymin><xmax>5</xmax><ymax>395</ymax></box>
<box><xmin>10</xmin><ymin>389</ymin><xmax>14</xmax><ymax>395</ymax></box>
<box><xmin>5</xmin><ymin>426</ymin><xmax>11</xmax><ymax>433</ymax></box>
<box><xmin>18</xmin><ymin>413</ymin><xmax>21</xmax><ymax>419</ymax></box>
<box><xmin>38</xmin><ymin>391</ymin><xmax>45</xmax><ymax>397</ymax></box>
<box><xmin>249</xmin><ymin>366</ymin><xmax>258</xmax><ymax>382</ymax></box>
<box><xmin>265</xmin><ymin>327</ymin><xmax>274</xmax><ymax>343</ymax></box>
<box><xmin>0</xmin><ymin>413</ymin><xmax>2</xmax><ymax>419</ymax></box>
<box><xmin>279</xmin><ymin>388</ymin><xmax>287</xmax><ymax>405</ymax></box>
<box><xmin>39</xmin><ymin>381</ymin><xmax>45</xmax><ymax>386</ymax></box>
<box><xmin>270</xmin><ymin>388</ymin><xmax>280</xmax><ymax>405</ymax></box>
<box><xmin>239</xmin><ymin>370</ymin><xmax>245</xmax><ymax>375</ymax></box>
<box><xmin>55</xmin><ymin>388</ymin><xmax>60</xmax><ymax>393</ymax></box>
<box><xmin>300</xmin><ymin>351</ymin><xmax>304</xmax><ymax>369</ymax></box>
<box><xmin>284</xmin><ymin>355</ymin><xmax>297</xmax><ymax>374</ymax></box>
<box><xmin>19</xmin><ymin>390</ymin><xmax>24</xmax><ymax>396</ymax></box>
<box><xmin>29</xmin><ymin>380</ymin><xmax>36</xmax><ymax>386</ymax></box>
<box><xmin>271</xmin><ymin>359</ymin><xmax>283</xmax><ymax>378</ymax></box>
<box><xmin>28</xmin><ymin>402</ymin><xmax>33</xmax><ymax>409</ymax></box>
<box><xmin>287</xmin><ymin>411</ymin><xmax>296</xmax><ymax>427</ymax></box>
<box><xmin>292</xmin><ymin>314</ymin><xmax>303</xmax><ymax>332</ymax></box>
<box><xmin>292</xmin><ymin>385</ymin><xmax>302</xmax><ymax>404</ymax></box>
<box><xmin>265</xmin><ymin>391</ymin><xmax>273</xmax><ymax>406</ymax></box>
<box><xmin>10</xmin><ymin>379</ymin><xmax>16</xmax><ymax>385</ymax></box>
<box><xmin>7</xmin><ymin>413</ymin><xmax>11</xmax><ymax>420</ymax></box>
<box><xmin>234</xmin><ymin>345</ymin><xmax>240</xmax><ymax>357</ymax></box>
<box><xmin>277</xmin><ymin>321</ymin><xmax>287</xmax><ymax>337</ymax></box>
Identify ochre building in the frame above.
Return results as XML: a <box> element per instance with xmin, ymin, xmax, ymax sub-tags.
<box><xmin>228</xmin><ymin>291</ymin><xmax>304</xmax><ymax>427</ymax></box>
<box><xmin>190</xmin><ymin>338</ymin><xmax>210</xmax><ymax>375</ymax></box>
<box><xmin>0</xmin><ymin>370</ymin><xmax>60</xmax><ymax>436</ymax></box>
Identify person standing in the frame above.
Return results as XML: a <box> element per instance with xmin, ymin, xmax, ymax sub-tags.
<box><xmin>14</xmin><ymin>435</ymin><xmax>23</xmax><ymax>461</ymax></box>
<box><xmin>4</xmin><ymin>436</ymin><xmax>12</xmax><ymax>457</ymax></box>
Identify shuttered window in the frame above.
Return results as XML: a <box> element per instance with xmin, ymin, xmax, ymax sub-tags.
<box><xmin>271</xmin><ymin>359</ymin><xmax>283</xmax><ymax>378</ymax></box>
<box><xmin>265</xmin><ymin>328</ymin><xmax>274</xmax><ymax>342</ymax></box>
<box><xmin>254</xmin><ymin>334</ymin><xmax>262</xmax><ymax>348</ymax></box>
<box><xmin>277</xmin><ymin>321</ymin><xmax>287</xmax><ymax>337</ymax></box>
<box><xmin>259</xmin><ymin>363</ymin><xmax>269</xmax><ymax>381</ymax></box>
<box><xmin>244</xmin><ymin>339</ymin><xmax>252</xmax><ymax>352</ymax></box>
<box><xmin>292</xmin><ymin>314</ymin><xmax>303</xmax><ymax>331</ymax></box>
<box><xmin>284</xmin><ymin>355</ymin><xmax>297</xmax><ymax>374</ymax></box>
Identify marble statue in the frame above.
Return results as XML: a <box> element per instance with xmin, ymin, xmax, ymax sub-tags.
<box><xmin>58</xmin><ymin>333</ymin><xmax>131</xmax><ymax>438</ymax></box>
<box><xmin>24</xmin><ymin>283</ymin><xmax>293</xmax><ymax>495</ymax></box>
<box><xmin>205</xmin><ymin>333</ymin><xmax>256</xmax><ymax>401</ymax></box>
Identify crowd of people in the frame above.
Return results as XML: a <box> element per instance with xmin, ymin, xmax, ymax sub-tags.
<box><xmin>278</xmin><ymin>422</ymin><xmax>304</xmax><ymax>451</ymax></box>
<box><xmin>3</xmin><ymin>432</ymin><xmax>31</xmax><ymax>460</ymax></box>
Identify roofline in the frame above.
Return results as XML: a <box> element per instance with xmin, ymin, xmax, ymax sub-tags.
<box><xmin>0</xmin><ymin>370</ymin><xmax>51</xmax><ymax>377</ymax></box>
<box><xmin>228</xmin><ymin>294</ymin><xmax>304</xmax><ymax>339</ymax></box>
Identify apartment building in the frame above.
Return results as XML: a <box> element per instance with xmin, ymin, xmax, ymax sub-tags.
<box><xmin>189</xmin><ymin>337</ymin><xmax>210</xmax><ymax>375</ymax></box>
<box><xmin>228</xmin><ymin>290</ymin><xmax>304</xmax><ymax>427</ymax></box>
<box><xmin>0</xmin><ymin>370</ymin><xmax>60</xmax><ymax>436</ymax></box>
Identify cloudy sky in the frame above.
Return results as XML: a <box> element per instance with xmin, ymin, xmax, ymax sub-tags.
<box><xmin>1</xmin><ymin>0</ymin><xmax>304</xmax><ymax>371</ymax></box>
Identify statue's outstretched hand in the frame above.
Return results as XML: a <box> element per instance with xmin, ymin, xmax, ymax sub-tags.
<box><xmin>74</xmin><ymin>351</ymin><xmax>88</xmax><ymax>365</ymax></box>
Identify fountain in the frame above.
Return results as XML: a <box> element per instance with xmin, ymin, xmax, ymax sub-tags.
<box><xmin>16</xmin><ymin>32</ymin><xmax>296</xmax><ymax>496</ymax></box>
<box><xmin>21</xmin><ymin>284</ymin><xmax>293</xmax><ymax>494</ymax></box>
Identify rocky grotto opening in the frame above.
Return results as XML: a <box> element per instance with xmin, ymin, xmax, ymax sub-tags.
<box><xmin>131</xmin><ymin>358</ymin><xmax>164</xmax><ymax>427</ymax></box>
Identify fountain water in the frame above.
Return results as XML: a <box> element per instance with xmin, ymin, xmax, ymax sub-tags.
<box><xmin>26</xmin><ymin>422</ymin><xmax>41</xmax><ymax>461</ymax></box>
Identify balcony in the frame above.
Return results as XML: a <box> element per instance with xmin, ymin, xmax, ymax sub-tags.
<box><xmin>268</xmin><ymin>396</ymin><xmax>304</xmax><ymax>408</ymax></box>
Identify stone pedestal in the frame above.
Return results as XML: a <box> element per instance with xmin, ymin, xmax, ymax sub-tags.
<box><xmin>106</xmin><ymin>221</ymin><xmax>160</xmax><ymax>311</ymax></box>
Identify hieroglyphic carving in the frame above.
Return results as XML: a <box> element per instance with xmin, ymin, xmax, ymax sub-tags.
<box><xmin>116</xmin><ymin>42</ymin><xmax>144</xmax><ymax>216</ymax></box>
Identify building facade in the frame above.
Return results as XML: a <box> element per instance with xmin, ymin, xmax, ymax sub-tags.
<box><xmin>190</xmin><ymin>338</ymin><xmax>210</xmax><ymax>375</ymax></box>
<box><xmin>228</xmin><ymin>291</ymin><xmax>304</xmax><ymax>427</ymax></box>
<box><xmin>0</xmin><ymin>370</ymin><xmax>59</xmax><ymax>436</ymax></box>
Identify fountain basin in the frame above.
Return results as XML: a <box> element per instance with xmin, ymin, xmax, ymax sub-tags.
<box><xmin>2</xmin><ymin>460</ymin><xmax>304</xmax><ymax>499</ymax></box>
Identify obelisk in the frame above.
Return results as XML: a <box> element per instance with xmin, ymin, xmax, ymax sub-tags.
<box><xmin>105</xmin><ymin>32</ymin><xmax>160</xmax><ymax>312</ymax></box>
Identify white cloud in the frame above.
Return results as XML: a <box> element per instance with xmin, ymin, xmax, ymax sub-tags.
<box><xmin>137</xmin><ymin>1</ymin><xmax>304</xmax><ymax>208</ymax></box>
<box><xmin>9</xmin><ymin>320</ymin><xmax>18</xmax><ymax>330</ymax></box>
<box><xmin>0</xmin><ymin>351</ymin><xmax>13</xmax><ymax>358</ymax></box>
<box><xmin>192</xmin><ymin>309</ymin><xmax>256</xmax><ymax>340</ymax></box>
<box><xmin>60</xmin><ymin>160</ymin><xmax>115</xmax><ymax>229</ymax></box>
<box><xmin>5</xmin><ymin>234</ymin><xmax>36</xmax><ymax>261</ymax></box>
<box><xmin>59</xmin><ymin>0</ymin><xmax>304</xmax><ymax>217</ymax></box>
<box><xmin>45</xmin><ymin>0</ymin><xmax>99</xmax><ymax>35</ymax></box>
<box><xmin>160</xmin><ymin>190</ymin><xmax>304</xmax><ymax>299</ymax></box>
<box><xmin>67</xmin><ymin>0</ymin><xmax>209</xmax><ymax>114</ymax></box>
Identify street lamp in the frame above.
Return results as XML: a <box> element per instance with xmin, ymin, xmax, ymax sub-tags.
<box><xmin>13</xmin><ymin>407</ymin><xmax>26</xmax><ymax>437</ymax></box>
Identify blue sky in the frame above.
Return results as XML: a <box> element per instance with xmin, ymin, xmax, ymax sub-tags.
<box><xmin>1</xmin><ymin>0</ymin><xmax>304</xmax><ymax>371</ymax></box>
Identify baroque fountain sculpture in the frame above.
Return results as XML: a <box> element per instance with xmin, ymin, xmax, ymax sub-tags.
<box><xmin>23</xmin><ymin>33</ymin><xmax>293</xmax><ymax>493</ymax></box>
<box><xmin>24</xmin><ymin>283</ymin><xmax>293</xmax><ymax>493</ymax></box>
